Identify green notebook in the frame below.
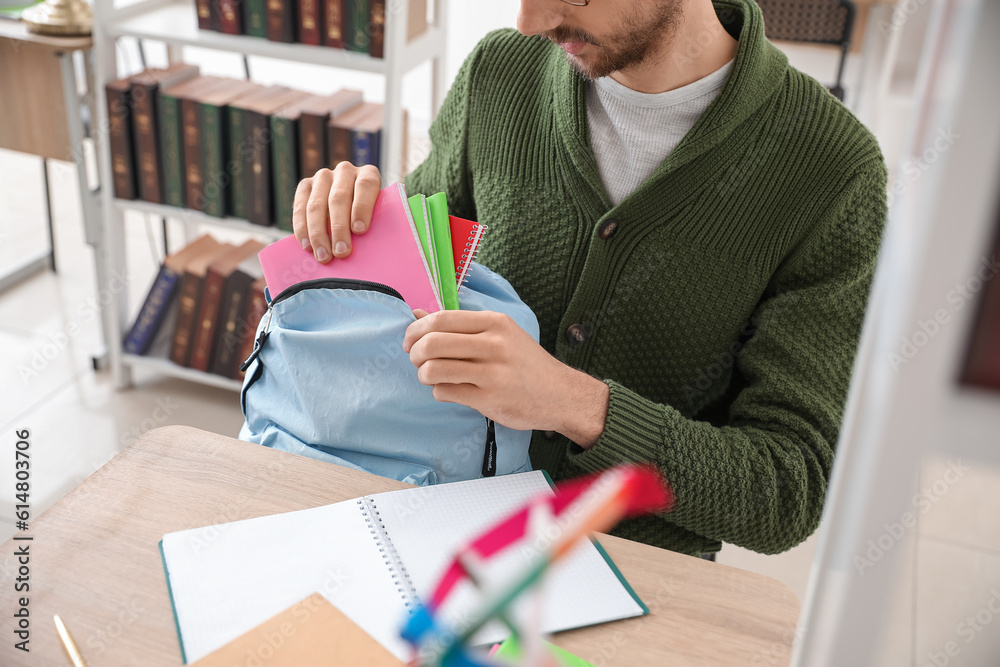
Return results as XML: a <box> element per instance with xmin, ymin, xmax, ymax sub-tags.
<box><xmin>408</xmin><ymin>194</ymin><xmax>441</xmax><ymax>303</ymax></box>
<box><xmin>426</xmin><ymin>192</ymin><xmax>460</xmax><ymax>311</ymax></box>
<box><xmin>494</xmin><ymin>636</ymin><xmax>596</xmax><ymax>666</ymax></box>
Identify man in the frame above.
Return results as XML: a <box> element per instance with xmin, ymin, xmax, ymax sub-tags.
<box><xmin>292</xmin><ymin>0</ymin><xmax>887</xmax><ymax>557</ymax></box>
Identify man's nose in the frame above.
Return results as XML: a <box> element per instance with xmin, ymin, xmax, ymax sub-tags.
<box><xmin>516</xmin><ymin>1</ymin><xmax>563</xmax><ymax>37</ymax></box>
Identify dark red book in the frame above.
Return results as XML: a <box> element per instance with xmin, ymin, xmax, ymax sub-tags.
<box><xmin>169</xmin><ymin>240</ymin><xmax>232</xmax><ymax>367</ymax></box>
<box><xmin>105</xmin><ymin>76</ymin><xmax>138</xmax><ymax>200</ymax></box>
<box><xmin>218</xmin><ymin>0</ymin><xmax>244</xmax><ymax>34</ymax></box>
<box><xmin>266</xmin><ymin>0</ymin><xmax>297</xmax><ymax>42</ymax></box>
<box><xmin>369</xmin><ymin>0</ymin><xmax>385</xmax><ymax>58</ymax></box>
<box><xmin>297</xmin><ymin>0</ymin><xmax>324</xmax><ymax>45</ymax></box>
<box><xmin>323</xmin><ymin>0</ymin><xmax>345</xmax><ymax>48</ymax></box>
<box><xmin>297</xmin><ymin>89</ymin><xmax>363</xmax><ymax>177</ymax></box>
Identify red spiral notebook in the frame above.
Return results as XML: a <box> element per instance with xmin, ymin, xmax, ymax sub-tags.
<box><xmin>258</xmin><ymin>184</ymin><xmax>488</xmax><ymax>310</ymax></box>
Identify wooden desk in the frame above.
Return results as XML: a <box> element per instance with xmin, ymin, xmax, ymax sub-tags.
<box><xmin>0</xmin><ymin>426</ymin><xmax>800</xmax><ymax>666</ymax></box>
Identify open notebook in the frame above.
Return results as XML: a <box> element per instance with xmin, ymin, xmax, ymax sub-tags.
<box><xmin>160</xmin><ymin>471</ymin><xmax>647</xmax><ymax>663</ymax></box>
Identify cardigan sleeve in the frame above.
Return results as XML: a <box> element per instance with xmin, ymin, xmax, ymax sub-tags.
<box><xmin>401</xmin><ymin>32</ymin><xmax>489</xmax><ymax>222</ymax></box>
<box><xmin>566</xmin><ymin>163</ymin><xmax>888</xmax><ymax>554</ymax></box>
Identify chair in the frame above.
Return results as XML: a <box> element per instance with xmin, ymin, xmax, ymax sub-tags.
<box><xmin>754</xmin><ymin>0</ymin><xmax>857</xmax><ymax>101</ymax></box>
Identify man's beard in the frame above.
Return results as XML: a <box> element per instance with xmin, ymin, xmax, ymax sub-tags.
<box><xmin>541</xmin><ymin>2</ymin><xmax>683</xmax><ymax>80</ymax></box>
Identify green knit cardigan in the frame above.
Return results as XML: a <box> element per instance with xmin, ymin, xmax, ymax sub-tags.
<box><xmin>405</xmin><ymin>0</ymin><xmax>888</xmax><ymax>556</ymax></box>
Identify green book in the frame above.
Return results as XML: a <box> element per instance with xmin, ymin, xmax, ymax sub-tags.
<box><xmin>244</xmin><ymin>0</ymin><xmax>266</xmax><ymax>37</ymax></box>
<box><xmin>408</xmin><ymin>194</ymin><xmax>440</xmax><ymax>294</ymax></box>
<box><xmin>270</xmin><ymin>114</ymin><xmax>298</xmax><ymax>232</ymax></box>
<box><xmin>158</xmin><ymin>92</ymin><xmax>185</xmax><ymax>208</ymax></box>
<box><xmin>200</xmin><ymin>102</ymin><xmax>225</xmax><ymax>217</ymax></box>
<box><xmin>347</xmin><ymin>0</ymin><xmax>370</xmax><ymax>53</ymax></box>
<box><xmin>227</xmin><ymin>105</ymin><xmax>247</xmax><ymax>219</ymax></box>
<box><xmin>426</xmin><ymin>192</ymin><xmax>460</xmax><ymax>310</ymax></box>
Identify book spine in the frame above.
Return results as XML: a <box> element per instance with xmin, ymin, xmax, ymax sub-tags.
<box><xmin>323</xmin><ymin>0</ymin><xmax>344</xmax><ymax>48</ymax></box>
<box><xmin>266</xmin><ymin>0</ymin><xmax>296</xmax><ymax>42</ymax></box>
<box><xmin>189</xmin><ymin>271</ymin><xmax>225</xmax><ymax>371</ymax></box>
<box><xmin>244</xmin><ymin>0</ymin><xmax>267</xmax><ymax>37</ymax></box>
<box><xmin>132</xmin><ymin>83</ymin><xmax>163</xmax><ymax>204</ymax></box>
<box><xmin>201</xmin><ymin>103</ymin><xmax>225</xmax><ymax>218</ymax></box>
<box><xmin>347</xmin><ymin>0</ymin><xmax>369</xmax><ymax>53</ymax></box>
<box><xmin>352</xmin><ymin>129</ymin><xmax>373</xmax><ymax>168</ymax></box>
<box><xmin>328</xmin><ymin>123</ymin><xmax>352</xmax><ymax>167</ymax></box>
<box><xmin>271</xmin><ymin>115</ymin><xmax>298</xmax><ymax>232</ymax></box>
<box><xmin>181</xmin><ymin>97</ymin><xmax>206</xmax><ymax>211</ymax></box>
<box><xmin>299</xmin><ymin>113</ymin><xmax>326</xmax><ymax>177</ymax></box>
<box><xmin>105</xmin><ymin>85</ymin><xmax>137</xmax><ymax>200</ymax></box>
<box><xmin>169</xmin><ymin>273</ymin><xmax>203</xmax><ymax>366</ymax></box>
<box><xmin>196</xmin><ymin>0</ymin><xmax>213</xmax><ymax>29</ymax></box>
<box><xmin>218</xmin><ymin>0</ymin><xmax>244</xmax><ymax>33</ymax></box>
<box><xmin>227</xmin><ymin>106</ymin><xmax>248</xmax><ymax>218</ymax></box>
<box><xmin>246</xmin><ymin>112</ymin><xmax>272</xmax><ymax>226</ymax></box>
<box><xmin>124</xmin><ymin>265</ymin><xmax>181</xmax><ymax>355</ymax></box>
<box><xmin>456</xmin><ymin>222</ymin><xmax>487</xmax><ymax>293</ymax></box>
<box><xmin>158</xmin><ymin>93</ymin><xmax>185</xmax><ymax>208</ymax></box>
<box><xmin>369</xmin><ymin>0</ymin><xmax>385</xmax><ymax>58</ymax></box>
<box><xmin>210</xmin><ymin>277</ymin><xmax>248</xmax><ymax>377</ymax></box>
<box><xmin>298</xmin><ymin>0</ymin><xmax>323</xmax><ymax>45</ymax></box>
<box><xmin>235</xmin><ymin>282</ymin><xmax>268</xmax><ymax>378</ymax></box>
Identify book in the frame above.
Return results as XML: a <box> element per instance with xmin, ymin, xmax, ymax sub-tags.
<box><xmin>211</xmin><ymin>251</ymin><xmax>265</xmax><ymax>378</ymax></box>
<box><xmin>298</xmin><ymin>89</ymin><xmax>363</xmax><ymax>177</ymax></box>
<box><xmin>160</xmin><ymin>471</ymin><xmax>648</xmax><ymax>663</ymax></box>
<box><xmin>352</xmin><ymin>102</ymin><xmax>383</xmax><ymax>170</ymax></box>
<box><xmin>242</xmin><ymin>0</ymin><xmax>267</xmax><ymax>37</ymax></box>
<box><xmin>239</xmin><ymin>87</ymin><xmax>312</xmax><ymax>226</ymax></box>
<box><xmin>346</xmin><ymin>0</ymin><xmax>369</xmax><ymax>53</ymax></box>
<box><xmin>408</xmin><ymin>194</ymin><xmax>442</xmax><ymax>304</ymax></box>
<box><xmin>178</xmin><ymin>77</ymin><xmax>231</xmax><ymax>212</ymax></box>
<box><xmin>449</xmin><ymin>215</ymin><xmax>488</xmax><ymax>293</ymax></box>
<box><xmin>123</xmin><ymin>235</ymin><xmax>220</xmax><ymax>355</ymax></box>
<box><xmin>224</xmin><ymin>84</ymin><xmax>269</xmax><ymax>219</ymax></box>
<box><xmin>297</xmin><ymin>0</ymin><xmax>324</xmax><ymax>45</ymax></box>
<box><xmin>198</xmin><ymin>79</ymin><xmax>261</xmax><ymax>218</ymax></box>
<box><xmin>369</xmin><ymin>0</ymin><xmax>385</xmax><ymax>58</ymax></box>
<box><xmin>105</xmin><ymin>76</ymin><xmax>138</xmax><ymax>200</ymax></box>
<box><xmin>234</xmin><ymin>276</ymin><xmax>268</xmax><ymax>378</ymax></box>
<box><xmin>217</xmin><ymin>0</ymin><xmax>243</xmax><ymax>34</ymax></box>
<box><xmin>258</xmin><ymin>182</ymin><xmax>442</xmax><ymax>312</ymax></box>
<box><xmin>189</xmin><ymin>240</ymin><xmax>266</xmax><ymax>372</ymax></box>
<box><xmin>189</xmin><ymin>593</ymin><xmax>403</xmax><ymax>666</ymax></box>
<box><xmin>328</xmin><ymin>101</ymin><xmax>382</xmax><ymax>169</ymax></box>
<box><xmin>161</xmin><ymin>76</ymin><xmax>227</xmax><ymax>210</ymax></box>
<box><xmin>323</xmin><ymin>0</ymin><xmax>345</xmax><ymax>48</ymax></box>
<box><xmin>196</xmin><ymin>0</ymin><xmax>214</xmax><ymax>29</ymax></box>
<box><xmin>170</xmin><ymin>241</ymin><xmax>234</xmax><ymax>367</ymax></box>
<box><xmin>266</xmin><ymin>0</ymin><xmax>296</xmax><ymax>42</ymax></box>
<box><xmin>129</xmin><ymin>64</ymin><xmax>200</xmax><ymax>204</ymax></box>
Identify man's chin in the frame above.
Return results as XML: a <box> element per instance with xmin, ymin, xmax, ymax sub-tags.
<box><xmin>564</xmin><ymin>53</ymin><xmax>606</xmax><ymax>81</ymax></box>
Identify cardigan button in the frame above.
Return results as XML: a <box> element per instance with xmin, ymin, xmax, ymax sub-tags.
<box><xmin>543</xmin><ymin>430</ymin><xmax>559</xmax><ymax>441</ymax></box>
<box><xmin>597</xmin><ymin>218</ymin><xmax>619</xmax><ymax>240</ymax></box>
<box><xmin>565</xmin><ymin>323</ymin><xmax>587</xmax><ymax>346</ymax></box>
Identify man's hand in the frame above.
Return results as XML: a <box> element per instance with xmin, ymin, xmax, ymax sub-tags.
<box><xmin>403</xmin><ymin>309</ymin><xmax>610</xmax><ymax>448</ymax></box>
<box><xmin>292</xmin><ymin>163</ymin><xmax>381</xmax><ymax>263</ymax></box>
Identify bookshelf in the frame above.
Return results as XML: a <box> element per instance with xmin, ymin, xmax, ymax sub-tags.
<box><xmin>91</xmin><ymin>0</ymin><xmax>448</xmax><ymax>390</ymax></box>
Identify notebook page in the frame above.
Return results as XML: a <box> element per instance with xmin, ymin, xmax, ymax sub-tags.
<box><xmin>160</xmin><ymin>499</ymin><xmax>412</xmax><ymax>662</ymax></box>
<box><xmin>369</xmin><ymin>471</ymin><xmax>646</xmax><ymax>645</ymax></box>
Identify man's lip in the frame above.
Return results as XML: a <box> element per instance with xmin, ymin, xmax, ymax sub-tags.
<box><xmin>560</xmin><ymin>41</ymin><xmax>587</xmax><ymax>55</ymax></box>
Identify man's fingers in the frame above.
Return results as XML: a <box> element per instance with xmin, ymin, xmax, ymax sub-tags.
<box><xmin>402</xmin><ymin>311</ymin><xmax>497</xmax><ymax>352</ymax></box>
<box><xmin>292</xmin><ymin>177</ymin><xmax>313</xmax><ymax>251</ymax></box>
<box><xmin>350</xmin><ymin>165</ymin><xmax>381</xmax><ymax>234</ymax></box>
<box><xmin>408</xmin><ymin>332</ymin><xmax>486</xmax><ymax>367</ymax></box>
<box><xmin>329</xmin><ymin>161</ymin><xmax>358</xmax><ymax>258</ymax></box>
<box><xmin>305</xmin><ymin>168</ymin><xmax>334</xmax><ymax>262</ymax></box>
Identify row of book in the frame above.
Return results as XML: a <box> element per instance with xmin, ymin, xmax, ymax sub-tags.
<box><xmin>125</xmin><ymin>235</ymin><xmax>270</xmax><ymax>380</ymax></box>
<box><xmin>106</xmin><ymin>62</ymin><xmax>390</xmax><ymax>229</ymax></box>
<box><xmin>195</xmin><ymin>0</ymin><xmax>427</xmax><ymax>58</ymax></box>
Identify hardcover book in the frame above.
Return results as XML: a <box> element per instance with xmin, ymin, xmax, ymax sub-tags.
<box><xmin>297</xmin><ymin>89</ymin><xmax>363</xmax><ymax>177</ymax></box>
<box><xmin>105</xmin><ymin>76</ymin><xmax>138</xmax><ymax>200</ymax></box>
<box><xmin>198</xmin><ymin>79</ymin><xmax>261</xmax><ymax>218</ymax></box>
<box><xmin>266</xmin><ymin>0</ymin><xmax>296</xmax><ymax>43</ymax></box>
<box><xmin>211</xmin><ymin>252</ymin><xmax>265</xmax><ymax>378</ymax></box>
<box><xmin>297</xmin><ymin>0</ymin><xmax>324</xmax><ymax>45</ymax></box>
<box><xmin>169</xmin><ymin>239</ymin><xmax>232</xmax><ymax>367</ymax></box>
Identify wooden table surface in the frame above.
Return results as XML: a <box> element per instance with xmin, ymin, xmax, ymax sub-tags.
<box><xmin>0</xmin><ymin>426</ymin><xmax>800</xmax><ymax>666</ymax></box>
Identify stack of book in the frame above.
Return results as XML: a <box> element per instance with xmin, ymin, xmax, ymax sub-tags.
<box><xmin>106</xmin><ymin>63</ymin><xmax>391</xmax><ymax>229</ymax></box>
<box><xmin>195</xmin><ymin>0</ymin><xmax>428</xmax><ymax>58</ymax></box>
<box><xmin>124</xmin><ymin>235</ymin><xmax>271</xmax><ymax>381</ymax></box>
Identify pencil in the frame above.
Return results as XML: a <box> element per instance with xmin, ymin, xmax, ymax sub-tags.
<box><xmin>54</xmin><ymin>615</ymin><xmax>88</xmax><ymax>667</ymax></box>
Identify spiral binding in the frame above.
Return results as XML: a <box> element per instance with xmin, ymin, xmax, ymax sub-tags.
<box><xmin>357</xmin><ymin>497</ymin><xmax>419</xmax><ymax>612</ymax></box>
<box><xmin>456</xmin><ymin>223</ymin><xmax>488</xmax><ymax>304</ymax></box>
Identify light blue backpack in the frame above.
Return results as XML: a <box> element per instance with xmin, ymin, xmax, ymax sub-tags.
<box><xmin>238</xmin><ymin>263</ymin><xmax>539</xmax><ymax>485</ymax></box>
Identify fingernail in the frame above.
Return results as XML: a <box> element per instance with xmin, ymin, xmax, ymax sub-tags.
<box><xmin>315</xmin><ymin>246</ymin><xmax>330</xmax><ymax>262</ymax></box>
<box><xmin>352</xmin><ymin>220</ymin><xmax>365</xmax><ymax>233</ymax></box>
<box><xmin>300</xmin><ymin>237</ymin><xmax>309</xmax><ymax>249</ymax></box>
<box><xmin>334</xmin><ymin>241</ymin><xmax>348</xmax><ymax>255</ymax></box>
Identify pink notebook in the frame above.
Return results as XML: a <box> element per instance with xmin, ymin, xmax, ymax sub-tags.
<box><xmin>258</xmin><ymin>182</ymin><xmax>442</xmax><ymax>313</ymax></box>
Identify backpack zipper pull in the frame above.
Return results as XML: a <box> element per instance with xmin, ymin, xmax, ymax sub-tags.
<box><xmin>239</xmin><ymin>306</ymin><xmax>273</xmax><ymax>372</ymax></box>
<box><xmin>481</xmin><ymin>417</ymin><xmax>497</xmax><ymax>477</ymax></box>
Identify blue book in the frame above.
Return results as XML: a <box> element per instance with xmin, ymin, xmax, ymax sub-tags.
<box><xmin>123</xmin><ymin>236</ymin><xmax>218</xmax><ymax>355</ymax></box>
